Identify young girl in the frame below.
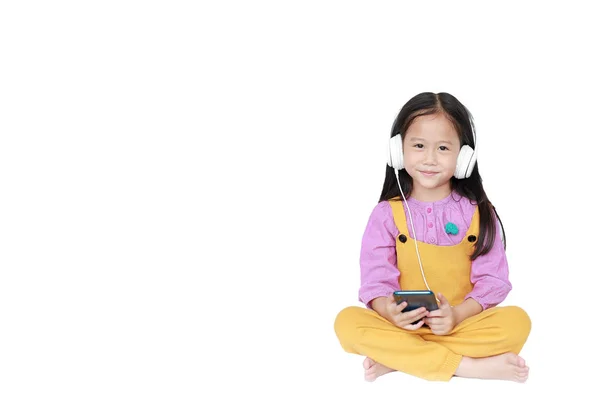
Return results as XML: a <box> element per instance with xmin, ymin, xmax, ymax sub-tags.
<box><xmin>334</xmin><ymin>92</ymin><xmax>531</xmax><ymax>383</ymax></box>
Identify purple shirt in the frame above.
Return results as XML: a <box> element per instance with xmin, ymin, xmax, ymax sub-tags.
<box><xmin>358</xmin><ymin>192</ymin><xmax>511</xmax><ymax>310</ymax></box>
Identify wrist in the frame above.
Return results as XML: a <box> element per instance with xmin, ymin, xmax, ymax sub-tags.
<box><xmin>453</xmin><ymin>298</ymin><xmax>483</xmax><ymax>325</ymax></box>
<box><xmin>450</xmin><ymin>306</ymin><xmax>460</xmax><ymax>325</ymax></box>
<box><xmin>370</xmin><ymin>296</ymin><xmax>390</xmax><ymax>320</ymax></box>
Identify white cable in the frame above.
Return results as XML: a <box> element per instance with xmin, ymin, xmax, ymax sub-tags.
<box><xmin>394</xmin><ymin>169</ymin><xmax>436</xmax><ymax>299</ymax></box>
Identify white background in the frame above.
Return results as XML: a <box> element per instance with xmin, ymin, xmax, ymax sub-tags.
<box><xmin>1</xmin><ymin>1</ymin><xmax>599</xmax><ymax>399</ymax></box>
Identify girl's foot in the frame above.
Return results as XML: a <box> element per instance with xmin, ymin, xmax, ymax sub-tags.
<box><xmin>455</xmin><ymin>352</ymin><xmax>529</xmax><ymax>383</ymax></box>
<box><xmin>363</xmin><ymin>357</ymin><xmax>395</xmax><ymax>382</ymax></box>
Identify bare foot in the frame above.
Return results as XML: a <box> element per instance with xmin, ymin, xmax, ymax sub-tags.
<box><xmin>363</xmin><ymin>357</ymin><xmax>395</xmax><ymax>382</ymax></box>
<box><xmin>455</xmin><ymin>352</ymin><xmax>529</xmax><ymax>383</ymax></box>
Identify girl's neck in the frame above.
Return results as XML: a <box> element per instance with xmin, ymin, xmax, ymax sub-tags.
<box><xmin>410</xmin><ymin>184</ymin><xmax>452</xmax><ymax>203</ymax></box>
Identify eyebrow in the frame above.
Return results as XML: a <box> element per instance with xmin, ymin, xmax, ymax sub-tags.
<box><xmin>408</xmin><ymin>137</ymin><xmax>455</xmax><ymax>145</ymax></box>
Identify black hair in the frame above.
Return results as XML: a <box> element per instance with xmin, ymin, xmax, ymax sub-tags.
<box><xmin>379</xmin><ymin>92</ymin><xmax>505</xmax><ymax>260</ymax></box>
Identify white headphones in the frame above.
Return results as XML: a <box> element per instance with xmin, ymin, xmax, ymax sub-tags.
<box><xmin>387</xmin><ymin>119</ymin><xmax>478</xmax><ymax>179</ymax></box>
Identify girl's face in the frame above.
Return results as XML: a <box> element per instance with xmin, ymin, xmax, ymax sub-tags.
<box><xmin>403</xmin><ymin>113</ymin><xmax>461</xmax><ymax>201</ymax></box>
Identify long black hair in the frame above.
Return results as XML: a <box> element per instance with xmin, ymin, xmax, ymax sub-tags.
<box><xmin>379</xmin><ymin>92</ymin><xmax>505</xmax><ymax>260</ymax></box>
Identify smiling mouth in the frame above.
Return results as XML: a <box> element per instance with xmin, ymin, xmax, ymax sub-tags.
<box><xmin>420</xmin><ymin>171</ymin><xmax>439</xmax><ymax>175</ymax></box>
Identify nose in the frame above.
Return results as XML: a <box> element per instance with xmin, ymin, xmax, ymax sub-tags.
<box><xmin>423</xmin><ymin>148</ymin><xmax>437</xmax><ymax>165</ymax></box>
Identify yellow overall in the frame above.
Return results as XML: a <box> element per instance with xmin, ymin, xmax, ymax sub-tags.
<box><xmin>334</xmin><ymin>198</ymin><xmax>531</xmax><ymax>381</ymax></box>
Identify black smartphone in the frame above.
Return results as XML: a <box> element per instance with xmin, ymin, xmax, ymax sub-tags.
<box><xmin>393</xmin><ymin>290</ymin><xmax>439</xmax><ymax>313</ymax></box>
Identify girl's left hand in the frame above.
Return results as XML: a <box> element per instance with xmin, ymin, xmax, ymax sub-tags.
<box><xmin>424</xmin><ymin>293</ymin><xmax>456</xmax><ymax>336</ymax></box>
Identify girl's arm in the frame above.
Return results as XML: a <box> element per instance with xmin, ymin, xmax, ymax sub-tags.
<box><xmin>465</xmin><ymin>216</ymin><xmax>512</xmax><ymax>310</ymax></box>
<box><xmin>358</xmin><ymin>201</ymin><xmax>400</xmax><ymax>309</ymax></box>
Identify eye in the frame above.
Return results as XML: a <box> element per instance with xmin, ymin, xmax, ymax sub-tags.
<box><xmin>414</xmin><ymin>144</ymin><xmax>424</xmax><ymax>149</ymax></box>
<box><xmin>439</xmin><ymin>146</ymin><xmax>449</xmax><ymax>151</ymax></box>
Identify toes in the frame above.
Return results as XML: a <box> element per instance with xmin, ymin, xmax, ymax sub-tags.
<box><xmin>516</xmin><ymin>366</ymin><xmax>528</xmax><ymax>373</ymax></box>
<box><xmin>506</xmin><ymin>353</ymin><xmax>526</xmax><ymax>368</ymax></box>
<box><xmin>364</xmin><ymin>369</ymin><xmax>376</xmax><ymax>382</ymax></box>
<box><xmin>516</xmin><ymin>370</ymin><xmax>529</xmax><ymax>382</ymax></box>
<box><xmin>363</xmin><ymin>357</ymin><xmax>374</xmax><ymax>369</ymax></box>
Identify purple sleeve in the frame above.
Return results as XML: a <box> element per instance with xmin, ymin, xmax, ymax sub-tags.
<box><xmin>464</xmin><ymin>216</ymin><xmax>512</xmax><ymax>310</ymax></box>
<box><xmin>358</xmin><ymin>201</ymin><xmax>400</xmax><ymax>308</ymax></box>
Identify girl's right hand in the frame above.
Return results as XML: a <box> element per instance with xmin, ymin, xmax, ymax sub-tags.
<box><xmin>384</xmin><ymin>293</ymin><xmax>429</xmax><ymax>330</ymax></box>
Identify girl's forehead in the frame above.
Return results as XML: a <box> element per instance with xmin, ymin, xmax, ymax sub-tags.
<box><xmin>405</xmin><ymin>114</ymin><xmax>460</xmax><ymax>141</ymax></box>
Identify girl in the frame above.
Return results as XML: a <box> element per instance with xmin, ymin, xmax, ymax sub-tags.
<box><xmin>334</xmin><ymin>92</ymin><xmax>531</xmax><ymax>383</ymax></box>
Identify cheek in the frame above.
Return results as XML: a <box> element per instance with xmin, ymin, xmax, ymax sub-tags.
<box><xmin>447</xmin><ymin>156</ymin><xmax>458</xmax><ymax>168</ymax></box>
<box><xmin>403</xmin><ymin>152</ymin><xmax>418</xmax><ymax>167</ymax></box>
<box><xmin>443</xmin><ymin>159</ymin><xmax>457</xmax><ymax>174</ymax></box>
<box><xmin>444</xmin><ymin>151</ymin><xmax>459</xmax><ymax>165</ymax></box>
<box><xmin>431</xmin><ymin>154</ymin><xmax>456</xmax><ymax>175</ymax></box>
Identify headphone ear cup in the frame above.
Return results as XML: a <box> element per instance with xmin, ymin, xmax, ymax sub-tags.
<box><xmin>464</xmin><ymin>146</ymin><xmax>477</xmax><ymax>178</ymax></box>
<box><xmin>454</xmin><ymin>145</ymin><xmax>475</xmax><ymax>179</ymax></box>
<box><xmin>388</xmin><ymin>135</ymin><xmax>404</xmax><ymax>170</ymax></box>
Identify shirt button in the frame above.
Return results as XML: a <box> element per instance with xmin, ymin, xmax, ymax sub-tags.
<box><xmin>428</xmin><ymin>237</ymin><xmax>435</xmax><ymax>244</ymax></box>
<box><xmin>427</xmin><ymin>222</ymin><xmax>433</xmax><ymax>228</ymax></box>
<box><xmin>427</xmin><ymin>207</ymin><xmax>432</xmax><ymax>213</ymax></box>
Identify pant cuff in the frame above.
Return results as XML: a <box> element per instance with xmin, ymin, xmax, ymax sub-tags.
<box><xmin>436</xmin><ymin>352</ymin><xmax>462</xmax><ymax>381</ymax></box>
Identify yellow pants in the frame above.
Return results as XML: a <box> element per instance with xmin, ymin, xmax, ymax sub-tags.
<box><xmin>334</xmin><ymin>305</ymin><xmax>531</xmax><ymax>381</ymax></box>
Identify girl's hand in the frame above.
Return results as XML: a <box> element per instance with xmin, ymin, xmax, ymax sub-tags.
<box><xmin>384</xmin><ymin>293</ymin><xmax>429</xmax><ymax>330</ymax></box>
<box><xmin>424</xmin><ymin>293</ymin><xmax>456</xmax><ymax>335</ymax></box>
